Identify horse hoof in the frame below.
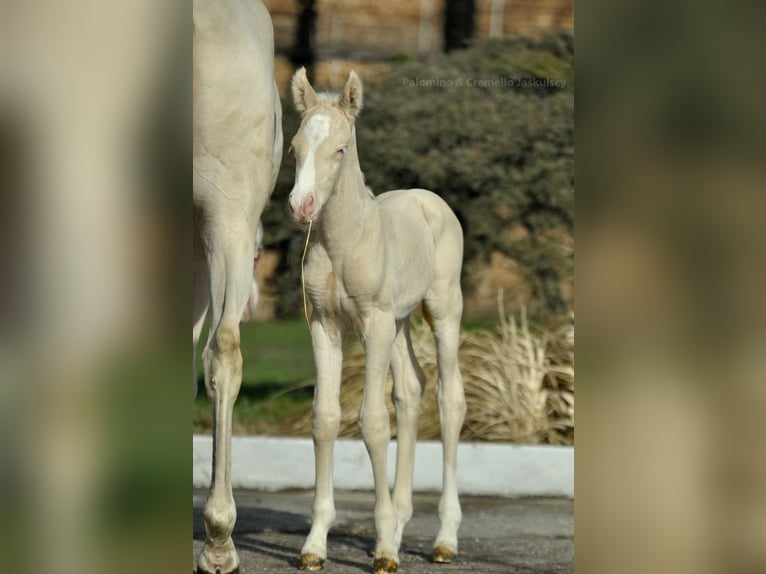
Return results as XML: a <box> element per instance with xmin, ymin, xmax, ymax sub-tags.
<box><xmin>432</xmin><ymin>545</ymin><xmax>457</xmax><ymax>564</ymax></box>
<box><xmin>197</xmin><ymin>568</ymin><xmax>239</xmax><ymax>574</ymax></box>
<box><xmin>299</xmin><ymin>553</ymin><xmax>325</xmax><ymax>571</ymax></box>
<box><xmin>373</xmin><ymin>557</ymin><xmax>398</xmax><ymax>574</ymax></box>
<box><xmin>197</xmin><ymin>540</ymin><xmax>240</xmax><ymax>574</ymax></box>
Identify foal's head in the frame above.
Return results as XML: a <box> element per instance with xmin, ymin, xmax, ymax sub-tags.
<box><xmin>287</xmin><ymin>68</ymin><xmax>363</xmax><ymax>224</ymax></box>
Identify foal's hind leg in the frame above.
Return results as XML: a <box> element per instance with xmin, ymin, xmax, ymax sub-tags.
<box><xmin>390</xmin><ymin>320</ymin><xmax>426</xmax><ymax>552</ymax></box>
<box><xmin>425</xmin><ymin>290</ymin><xmax>466</xmax><ymax>564</ymax></box>
<box><xmin>358</xmin><ymin>310</ymin><xmax>398</xmax><ymax>573</ymax></box>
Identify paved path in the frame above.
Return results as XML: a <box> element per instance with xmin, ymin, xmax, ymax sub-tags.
<box><xmin>193</xmin><ymin>490</ymin><xmax>573</xmax><ymax>573</ymax></box>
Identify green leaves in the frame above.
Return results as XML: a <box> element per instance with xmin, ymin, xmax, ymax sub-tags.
<box><xmin>359</xmin><ymin>35</ymin><xmax>574</xmax><ymax>317</ymax></box>
<box><xmin>267</xmin><ymin>34</ymin><xmax>574</xmax><ymax>319</ymax></box>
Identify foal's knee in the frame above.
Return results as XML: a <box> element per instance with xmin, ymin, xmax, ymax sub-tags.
<box><xmin>359</xmin><ymin>409</ymin><xmax>390</xmax><ymax>447</ymax></box>
<box><xmin>438</xmin><ymin>382</ymin><xmax>466</xmax><ymax>419</ymax></box>
<box><xmin>393</xmin><ymin>379</ymin><xmax>423</xmax><ymax>415</ymax></box>
<box><xmin>312</xmin><ymin>402</ymin><xmax>341</xmax><ymax>442</ymax></box>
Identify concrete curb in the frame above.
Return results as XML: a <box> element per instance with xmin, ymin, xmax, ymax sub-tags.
<box><xmin>194</xmin><ymin>435</ymin><xmax>573</xmax><ymax>497</ymax></box>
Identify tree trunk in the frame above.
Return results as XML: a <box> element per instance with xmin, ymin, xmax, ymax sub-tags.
<box><xmin>444</xmin><ymin>0</ymin><xmax>476</xmax><ymax>52</ymax></box>
<box><xmin>291</xmin><ymin>0</ymin><xmax>317</xmax><ymax>77</ymax></box>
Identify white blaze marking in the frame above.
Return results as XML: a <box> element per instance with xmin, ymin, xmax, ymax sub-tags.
<box><xmin>291</xmin><ymin>114</ymin><xmax>330</xmax><ymax>211</ymax></box>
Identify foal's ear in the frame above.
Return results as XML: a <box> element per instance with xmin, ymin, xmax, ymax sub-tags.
<box><xmin>292</xmin><ymin>67</ymin><xmax>317</xmax><ymax>114</ymax></box>
<box><xmin>340</xmin><ymin>71</ymin><xmax>363</xmax><ymax>118</ymax></box>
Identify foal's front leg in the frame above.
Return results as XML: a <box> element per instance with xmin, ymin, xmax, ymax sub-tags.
<box><xmin>300</xmin><ymin>314</ymin><xmax>343</xmax><ymax>571</ymax></box>
<box><xmin>358</xmin><ymin>311</ymin><xmax>399</xmax><ymax>574</ymax></box>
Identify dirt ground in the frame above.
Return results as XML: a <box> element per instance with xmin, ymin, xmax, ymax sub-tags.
<box><xmin>193</xmin><ymin>489</ymin><xmax>573</xmax><ymax>573</ymax></box>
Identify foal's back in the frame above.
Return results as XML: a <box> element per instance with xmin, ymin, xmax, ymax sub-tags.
<box><xmin>377</xmin><ymin>188</ymin><xmax>463</xmax><ymax>269</ymax></box>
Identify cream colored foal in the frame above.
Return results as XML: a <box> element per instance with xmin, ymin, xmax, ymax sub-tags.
<box><xmin>288</xmin><ymin>68</ymin><xmax>466</xmax><ymax>574</ymax></box>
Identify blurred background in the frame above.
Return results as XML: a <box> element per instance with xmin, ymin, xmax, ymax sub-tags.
<box><xmin>193</xmin><ymin>0</ymin><xmax>576</xmax><ymax>445</ymax></box>
<box><xmin>5</xmin><ymin>1</ymin><xmax>764</xmax><ymax>573</ymax></box>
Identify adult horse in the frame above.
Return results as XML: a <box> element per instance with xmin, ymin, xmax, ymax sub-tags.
<box><xmin>193</xmin><ymin>1</ymin><xmax>282</xmax><ymax>572</ymax></box>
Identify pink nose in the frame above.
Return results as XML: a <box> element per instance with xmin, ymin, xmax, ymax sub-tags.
<box><xmin>295</xmin><ymin>193</ymin><xmax>315</xmax><ymax>221</ymax></box>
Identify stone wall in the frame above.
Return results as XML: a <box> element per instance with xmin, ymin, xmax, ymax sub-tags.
<box><xmin>268</xmin><ymin>0</ymin><xmax>573</xmax><ymax>93</ymax></box>
<box><xmin>265</xmin><ymin>0</ymin><xmax>573</xmax><ymax>59</ymax></box>
<box><xmin>256</xmin><ymin>1</ymin><xmax>574</xmax><ymax>321</ymax></box>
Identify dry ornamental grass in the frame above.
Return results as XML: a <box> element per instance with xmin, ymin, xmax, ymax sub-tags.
<box><xmin>277</xmin><ymin>307</ymin><xmax>574</xmax><ymax>444</ymax></box>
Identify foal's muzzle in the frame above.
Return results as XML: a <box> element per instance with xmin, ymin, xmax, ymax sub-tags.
<box><xmin>288</xmin><ymin>191</ymin><xmax>316</xmax><ymax>223</ymax></box>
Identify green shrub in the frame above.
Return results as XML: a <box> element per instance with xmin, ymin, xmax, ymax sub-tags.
<box><xmin>264</xmin><ymin>34</ymin><xmax>574</xmax><ymax>319</ymax></box>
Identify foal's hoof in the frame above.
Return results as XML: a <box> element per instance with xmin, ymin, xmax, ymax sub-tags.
<box><xmin>299</xmin><ymin>553</ymin><xmax>325</xmax><ymax>571</ymax></box>
<box><xmin>432</xmin><ymin>545</ymin><xmax>457</xmax><ymax>564</ymax></box>
<box><xmin>373</xmin><ymin>557</ymin><xmax>398</xmax><ymax>574</ymax></box>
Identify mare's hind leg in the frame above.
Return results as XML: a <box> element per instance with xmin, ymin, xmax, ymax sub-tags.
<box><xmin>193</xmin><ymin>305</ymin><xmax>208</xmax><ymax>400</ymax></box>
<box><xmin>197</xmin><ymin>215</ymin><xmax>255</xmax><ymax>574</ymax></box>
<box><xmin>390</xmin><ymin>320</ymin><xmax>426</xmax><ymax>551</ymax></box>
<box><xmin>425</xmin><ymin>286</ymin><xmax>466</xmax><ymax>564</ymax></box>
<box><xmin>193</xmin><ymin>223</ymin><xmax>209</xmax><ymax>400</ymax></box>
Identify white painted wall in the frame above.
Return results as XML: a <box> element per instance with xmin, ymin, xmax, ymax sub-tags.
<box><xmin>193</xmin><ymin>435</ymin><xmax>573</xmax><ymax>497</ymax></box>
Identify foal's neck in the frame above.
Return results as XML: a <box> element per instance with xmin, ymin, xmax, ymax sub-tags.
<box><xmin>318</xmin><ymin>127</ymin><xmax>378</xmax><ymax>258</ymax></box>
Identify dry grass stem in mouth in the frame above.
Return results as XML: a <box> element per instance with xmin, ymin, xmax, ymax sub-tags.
<box><xmin>276</xmin><ymin>306</ymin><xmax>574</xmax><ymax>444</ymax></box>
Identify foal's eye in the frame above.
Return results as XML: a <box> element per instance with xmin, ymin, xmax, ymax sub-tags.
<box><xmin>336</xmin><ymin>147</ymin><xmax>346</xmax><ymax>156</ymax></box>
